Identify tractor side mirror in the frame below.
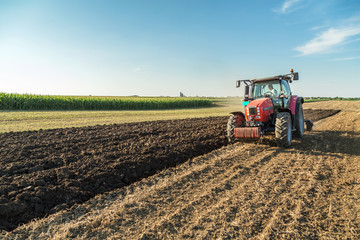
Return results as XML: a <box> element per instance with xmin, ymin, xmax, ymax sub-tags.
<box><xmin>236</xmin><ymin>80</ymin><xmax>241</xmax><ymax>88</ymax></box>
<box><xmin>292</xmin><ymin>72</ymin><xmax>299</xmax><ymax>80</ymax></box>
<box><xmin>244</xmin><ymin>85</ymin><xmax>249</xmax><ymax>100</ymax></box>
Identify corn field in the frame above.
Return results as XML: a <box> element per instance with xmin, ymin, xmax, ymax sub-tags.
<box><xmin>0</xmin><ymin>93</ymin><xmax>213</xmax><ymax>110</ymax></box>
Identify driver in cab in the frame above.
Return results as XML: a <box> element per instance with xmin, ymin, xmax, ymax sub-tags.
<box><xmin>268</xmin><ymin>84</ymin><xmax>278</xmax><ymax>97</ymax></box>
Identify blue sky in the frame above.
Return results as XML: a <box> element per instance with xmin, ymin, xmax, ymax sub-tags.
<box><xmin>1</xmin><ymin>0</ymin><xmax>360</xmax><ymax>97</ymax></box>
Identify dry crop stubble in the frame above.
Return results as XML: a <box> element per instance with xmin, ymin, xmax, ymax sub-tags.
<box><xmin>1</xmin><ymin>102</ymin><xmax>359</xmax><ymax>239</ymax></box>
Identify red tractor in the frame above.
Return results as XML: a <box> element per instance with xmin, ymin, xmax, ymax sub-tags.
<box><xmin>227</xmin><ymin>69</ymin><xmax>312</xmax><ymax>147</ymax></box>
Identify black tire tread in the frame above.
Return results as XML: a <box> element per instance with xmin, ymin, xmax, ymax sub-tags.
<box><xmin>227</xmin><ymin>115</ymin><xmax>237</xmax><ymax>143</ymax></box>
<box><xmin>275</xmin><ymin>112</ymin><xmax>292</xmax><ymax>147</ymax></box>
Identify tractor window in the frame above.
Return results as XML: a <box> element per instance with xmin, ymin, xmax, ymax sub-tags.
<box><xmin>281</xmin><ymin>80</ymin><xmax>291</xmax><ymax>95</ymax></box>
<box><xmin>253</xmin><ymin>80</ymin><xmax>281</xmax><ymax>99</ymax></box>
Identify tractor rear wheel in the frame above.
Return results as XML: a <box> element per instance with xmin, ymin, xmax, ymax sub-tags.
<box><xmin>294</xmin><ymin>103</ymin><xmax>304</xmax><ymax>138</ymax></box>
<box><xmin>275</xmin><ymin>112</ymin><xmax>292</xmax><ymax>147</ymax></box>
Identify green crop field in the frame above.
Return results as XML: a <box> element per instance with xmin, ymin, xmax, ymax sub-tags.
<box><xmin>0</xmin><ymin>95</ymin><xmax>243</xmax><ymax>133</ymax></box>
<box><xmin>0</xmin><ymin>93</ymin><xmax>213</xmax><ymax>110</ymax></box>
<box><xmin>0</xmin><ymin>100</ymin><xmax>242</xmax><ymax>133</ymax></box>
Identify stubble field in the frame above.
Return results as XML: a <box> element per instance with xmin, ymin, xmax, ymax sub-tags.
<box><xmin>1</xmin><ymin>101</ymin><xmax>359</xmax><ymax>239</ymax></box>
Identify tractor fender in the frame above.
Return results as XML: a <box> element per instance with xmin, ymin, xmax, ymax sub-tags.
<box><xmin>229</xmin><ymin>111</ymin><xmax>246</xmax><ymax>127</ymax></box>
<box><xmin>295</xmin><ymin>97</ymin><xmax>304</xmax><ymax>114</ymax></box>
<box><xmin>289</xmin><ymin>96</ymin><xmax>304</xmax><ymax>127</ymax></box>
<box><xmin>230</xmin><ymin>111</ymin><xmax>245</xmax><ymax>118</ymax></box>
<box><xmin>289</xmin><ymin>96</ymin><xmax>297</xmax><ymax>115</ymax></box>
<box><xmin>289</xmin><ymin>96</ymin><xmax>304</xmax><ymax>114</ymax></box>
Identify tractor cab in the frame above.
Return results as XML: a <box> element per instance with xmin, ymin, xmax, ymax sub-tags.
<box><xmin>252</xmin><ymin>79</ymin><xmax>292</xmax><ymax>109</ymax></box>
<box><xmin>237</xmin><ymin>70</ymin><xmax>298</xmax><ymax>109</ymax></box>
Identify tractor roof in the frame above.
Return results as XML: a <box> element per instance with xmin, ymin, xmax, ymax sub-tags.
<box><xmin>235</xmin><ymin>70</ymin><xmax>298</xmax><ymax>88</ymax></box>
<box><xmin>251</xmin><ymin>75</ymin><xmax>292</xmax><ymax>83</ymax></box>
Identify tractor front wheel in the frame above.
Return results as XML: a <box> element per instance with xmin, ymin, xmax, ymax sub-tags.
<box><xmin>227</xmin><ymin>115</ymin><xmax>242</xmax><ymax>143</ymax></box>
<box><xmin>227</xmin><ymin>115</ymin><xmax>237</xmax><ymax>143</ymax></box>
<box><xmin>275</xmin><ymin>112</ymin><xmax>292</xmax><ymax>147</ymax></box>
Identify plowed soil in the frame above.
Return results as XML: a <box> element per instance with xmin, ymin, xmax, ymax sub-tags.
<box><xmin>1</xmin><ymin>107</ymin><xmax>355</xmax><ymax>239</ymax></box>
<box><xmin>0</xmin><ymin>117</ymin><xmax>229</xmax><ymax>231</ymax></box>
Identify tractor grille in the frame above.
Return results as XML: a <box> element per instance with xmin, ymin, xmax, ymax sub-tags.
<box><xmin>249</xmin><ymin>106</ymin><xmax>257</xmax><ymax>115</ymax></box>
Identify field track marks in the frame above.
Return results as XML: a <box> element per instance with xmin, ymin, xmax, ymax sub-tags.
<box><xmin>176</xmin><ymin>149</ymin><xmax>308</xmax><ymax>239</ymax></box>
<box><xmin>140</xmin><ymin>147</ymin><xmax>279</xmax><ymax>237</ymax></box>
<box><xmin>89</xmin><ymin>144</ymin><xmax>278</xmax><ymax>239</ymax></box>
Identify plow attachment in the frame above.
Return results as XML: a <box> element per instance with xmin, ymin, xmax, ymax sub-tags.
<box><xmin>234</xmin><ymin>127</ymin><xmax>261</xmax><ymax>139</ymax></box>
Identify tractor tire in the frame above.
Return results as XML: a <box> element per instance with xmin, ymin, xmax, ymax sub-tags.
<box><xmin>275</xmin><ymin>112</ymin><xmax>292</xmax><ymax>147</ymax></box>
<box><xmin>227</xmin><ymin>115</ymin><xmax>237</xmax><ymax>143</ymax></box>
<box><xmin>294</xmin><ymin>103</ymin><xmax>304</xmax><ymax>138</ymax></box>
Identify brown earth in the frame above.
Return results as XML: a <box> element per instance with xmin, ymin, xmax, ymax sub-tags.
<box><xmin>304</xmin><ymin>100</ymin><xmax>360</xmax><ymax>112</ymax></box>
<box><xmin>0</xmin><ymin>108</ymin><xmax>355</xmax><ymax>239</ymax></box>
<box><xmin>300</xmin><ymin>109</ymin><xmax>340</xmax><ymax>122</ymax></box>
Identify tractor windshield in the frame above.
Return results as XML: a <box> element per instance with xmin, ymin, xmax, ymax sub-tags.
<box><xmin>253</xmin><ymin>80</ymin><xmax>281</xmax><ymax>99</ymax></box>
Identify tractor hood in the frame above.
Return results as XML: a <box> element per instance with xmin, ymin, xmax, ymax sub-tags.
<box><xmin>247</xmin><ymin>98</ymin><xmax>273</xmax><ymax>109</ymax></box>
<box><xmin>245</xmin><ymin>98</ymin><xmax>274</xmax><ymax>122</ymax></box>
